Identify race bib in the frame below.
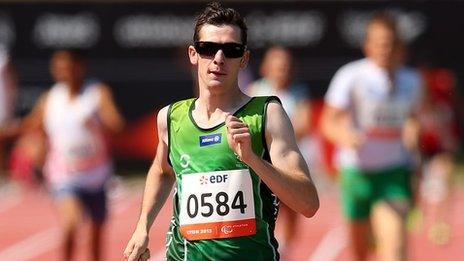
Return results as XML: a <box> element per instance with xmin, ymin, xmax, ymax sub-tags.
<box><xmin>58</xmin><ymin>134</ymin><xmax>105</xmax><ymax>172</ymax></box>
<box><xmin>179</xmin><ymin>169</ymin><xmax>256</xmax><ymax>241</ymax></box>
<box><xmin>363</xmin><ymin>101</ymin><xmax>408</xmax><ymax>139</ymax></box>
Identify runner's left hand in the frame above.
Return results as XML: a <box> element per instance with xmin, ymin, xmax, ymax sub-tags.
<box><xmin>225</xmin><ymin>113</ymin><xmax>253</xmax><ymax>164</ymax></box>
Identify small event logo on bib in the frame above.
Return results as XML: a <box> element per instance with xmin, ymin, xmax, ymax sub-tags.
<box><xmin>199</xmin><ymin>133</ymin><xmax>222</xmax><ymax>147</ymax></box>
<box><xmin>221</xmin><ymin>225</ymin><xmax>233</xmax><ymax>235</ymax></box>
<box><xmin>200</xmin><ymin>175</ymin><xmax>208</xmax><ymax>185</ymax></box>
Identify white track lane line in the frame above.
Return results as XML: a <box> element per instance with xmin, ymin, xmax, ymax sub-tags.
<box><xmin>308</xmin><ymin>225</ymin><xmax>347</xmax><ymax>261</ymax></box>
<box><xmin>0</xmin><ymin>227</ymin><xmax>60</xmax><ymax>260</ymax></box>
<box><xmin>0</xmin><ymin>187</ymin><xmax>140</xmax><ymax>259</ymax></box>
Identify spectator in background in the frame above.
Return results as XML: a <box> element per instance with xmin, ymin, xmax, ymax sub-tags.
<box><xmin>246</xmin><ymin>45</ymin><xmax>312</xmax><ymax>257</ymax></box>
<box><xmin>1</xmin><ymin>50</ymin><xmax>125</xmax><ymax>261</ymax></box>
<box><xmin>0</xmin><ymin>48</ymin><xmax>17</xmax><ymax>181</ymax></box>
<box><xmin>418</xmin><ymin>67</ymin><xmax>460</xmax><ymax>245</ymax></box>
<box><xmin>247</xmin><ymin>46</ymin><xmax>311</xmax><ymax>141</ymax></box>
<box><xmin>321</xmin><ymin>13</ymin><xmax>422</xmax><ymax>261</ymax></box>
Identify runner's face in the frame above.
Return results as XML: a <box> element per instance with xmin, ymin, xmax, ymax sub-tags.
<box><xmin>364</xmin><ymin>23</ymin><xmax>397</xmax><ymax>69</ymax></box>
<box><xmin>50</xmin><ymin>52</ymin><xmax>84</xmax><ymax>85</ymax></box>
<box><xmin>264</xmin><ymin>50</ymin><xmax>292</xmax><ymax>90</ymax></box>
<box><xmin>189</xmin><ymin>24</ymin><xmax>248</xmax><ymax>93</ymax></box>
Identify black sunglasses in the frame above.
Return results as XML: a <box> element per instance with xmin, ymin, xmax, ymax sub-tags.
<box><xmin>194</xmin><ymin>41</ymin><xmax>246</xmax><ymax>58</ymax></box>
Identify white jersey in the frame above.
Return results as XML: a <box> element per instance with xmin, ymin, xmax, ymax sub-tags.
<box><xmin>43</xmin><ymin>82</ymin><xmax>111</xmax><ymax>189</ymax></box>
<box><xmin>325</xmin><ymin>58</ymin><xmax>422</xmax><ymax>171</ymax></box>
<box><xmin>0</xmin><ymin>51</ymin><xmax>11</xmax><ymax>125</ymax></box>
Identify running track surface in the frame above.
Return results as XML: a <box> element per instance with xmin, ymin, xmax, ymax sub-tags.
<box><xmin>0</xmin><ymin>178</ymin><xmax>462</xmax><ymax>261</ymax></box>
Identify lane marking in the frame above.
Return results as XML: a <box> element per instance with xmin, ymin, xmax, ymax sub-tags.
<box><xmin>0</xmin><ymin>228</ymin><xmax>60</xmax><ymax>260</ymax></box>
<box><xmin>0</xmin><ymin>187</ymin><xmax>140</xmax><ymax>259</ymax></box>
<box><xmin>308</xmin><ymin>225</ymin><xmax>347</xmax><ymax>261</ymax></box>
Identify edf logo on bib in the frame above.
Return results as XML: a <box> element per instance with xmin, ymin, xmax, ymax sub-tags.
<box><xmin>200</xmin><ymin>173</ymin><xmax>229</xmax><ymax>185</ymax></box>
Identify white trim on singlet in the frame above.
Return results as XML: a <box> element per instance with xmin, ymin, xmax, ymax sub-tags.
<box><xmin>266</xmin><ymin>223</ymin><xmax>277</xmax><ymax>261</ymax></box>
<box><xmin>183</xmin><ymin>239</ymin><xmax>188</xmax><ymax>261</ymax></box>
<box><xmin>256</xmin><ymin>152</ymin><xmax>276</xmax><ymax>261</ymax></box>
<box><xmin>164</xmin><ymin>214</ymin><xmax>176</xmax><ymax>260</ymax></box>
<box><xmin>165</xmin><ymin>217</ymin><xmax>175</xmax><ymax>248</ymax></box>
<box><xmin>257</xmin><ymin>178</ymin><xmax>277</xmax><ymax>261</ymax></box>
<box><xmin>258</xmin><ymin>150</ymin><xmax>265</xmax><ymax>218</ymax></box>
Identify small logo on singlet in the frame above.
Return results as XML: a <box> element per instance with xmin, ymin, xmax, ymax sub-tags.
<box><xmin>199</xmin><ymin>133</ymin><xmax>222</xmax><ymax>147</ymax></box>
<box><xmin>180</xmin><ymin>154</ymin><xmax>190</xmax><ymax>169</ymax></box>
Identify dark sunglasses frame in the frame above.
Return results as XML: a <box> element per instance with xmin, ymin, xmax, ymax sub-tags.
<box><xmin>194</xmin><ymin>41</ymin><xmax>246</xmax><ymax>58</ymax></box>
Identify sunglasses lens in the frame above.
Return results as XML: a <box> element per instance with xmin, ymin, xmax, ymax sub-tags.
<box><xmin>195</xmin><ymin>42</ymin><xmax>219</xmax><ymax>56</ymax></box>
<box><xmin>223</xmin><ymin>43</ymin><xmax>245</xmax><ymax>58</ymax></box>
<box><xmin>195</xmin><ymin>42</ymin><xmax>245</xmax><ymax>58</ymax></box>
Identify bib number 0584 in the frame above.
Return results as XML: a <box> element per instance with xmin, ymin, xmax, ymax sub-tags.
<box><xmin>186</xmin><ymin>191</ymin><xmax>247</xmax><ymax>218</ymax></box>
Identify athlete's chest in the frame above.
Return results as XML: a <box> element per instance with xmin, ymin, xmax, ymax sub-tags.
<box><xmin>171</xmin><ymin>127</ymin><xmax>247</xmax><ymax>175</ymax></box>
<box><xmin>350</xmin><ymin>74</ymin><xmax>415</xmax><ymax>133</ymax></box>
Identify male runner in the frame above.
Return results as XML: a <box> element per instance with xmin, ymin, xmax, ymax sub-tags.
<box><xmin>1</xmin><ymin>50</ymin><xmax>125</xmax><ymax>260</ymax></box>
<box><xmin>124</xmin><ymin>2</ymin><xmax>319</xmax><ymax>261</ymax></box>
<box><xmin>321</xmin><ymin>12</ymin><xmax>422</xmax><ymax>261</ymax></box>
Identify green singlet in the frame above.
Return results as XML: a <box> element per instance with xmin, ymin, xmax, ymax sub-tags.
<box><xmin>165</xmin><ymin>96</ymin><xmax>281</xmax><ymax>261</ymax></box>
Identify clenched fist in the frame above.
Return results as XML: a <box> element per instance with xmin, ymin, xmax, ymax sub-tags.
<box><xmin>225</xmin><ymin>113</ymin><xmax>254</xmax><ymax>164</ymax></box>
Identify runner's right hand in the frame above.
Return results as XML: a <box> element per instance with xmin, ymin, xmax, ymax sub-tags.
<box><xmin>339</xmin><ymin>129</ymin><xmax>365</xmax><ymax>149</ymax></box>
<box><xmin>123</xmin><ymin>229</ymin><xmax>150</xmax><ymax>261</ymax></box>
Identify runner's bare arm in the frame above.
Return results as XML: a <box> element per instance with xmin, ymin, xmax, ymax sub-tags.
<box><xmin>402</xmin><ymin>81</ymin><xmax>423</xmax><ymax>152</ymax></box>
<box><xmin>320</xmin><ymin>104</ymin><xmax>364</xmax><ymax>148</ymax></box>
<box><xmin>402</xmin><ymin>116</ymin><xmax>420</xmax><ymax>151</ymax></box>
<box><xmin>0</xmin><ymin>92</ymin><xmax>47</xmax><ymax>141</ymax></box>
<box><xmin>124</xmin><ymin>106</ymin><xmax>175</xmax><ymax>260</ymax></box>
<box><xmin>97</xmin><ymin>84</ymin><xmax>125</xmax><ymax>133</ymax></box>
<box><xmin>226</xmin><ymin>101</ymin><xmax>319</xmax><ymax>217</ymax></box>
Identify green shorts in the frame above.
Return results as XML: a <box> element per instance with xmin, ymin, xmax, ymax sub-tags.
<box><xmin>340</xmin><ymin>166</ymin><xmax>412</xmax><ymax>220</ymax></box>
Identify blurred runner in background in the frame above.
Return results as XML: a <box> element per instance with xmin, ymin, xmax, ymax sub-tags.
<box><xmin>1</xmin><ymin>49</ymin><xmax>125</xmax><ymax>261</ymax></box>
<box><xmin>0</xmin><ymin>48</ymin><xmax>17</xmax><ymax>182</ymax></box>
<box><xmin>321</xmin><ymin>12</ymin><xmax>422</xmax><ymax>261</ymax></box>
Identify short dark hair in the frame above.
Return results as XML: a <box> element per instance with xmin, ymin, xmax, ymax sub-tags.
<box><xmin>193</xmin><ymin>2</ymin><xmax>247</xmax><ymax>45</ymax></box>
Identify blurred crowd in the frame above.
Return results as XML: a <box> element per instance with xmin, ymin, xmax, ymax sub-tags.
<box><xmin>0</xmin><ymin>8</ymin><xmax>462</xmax><ymax>261</ymax></box>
